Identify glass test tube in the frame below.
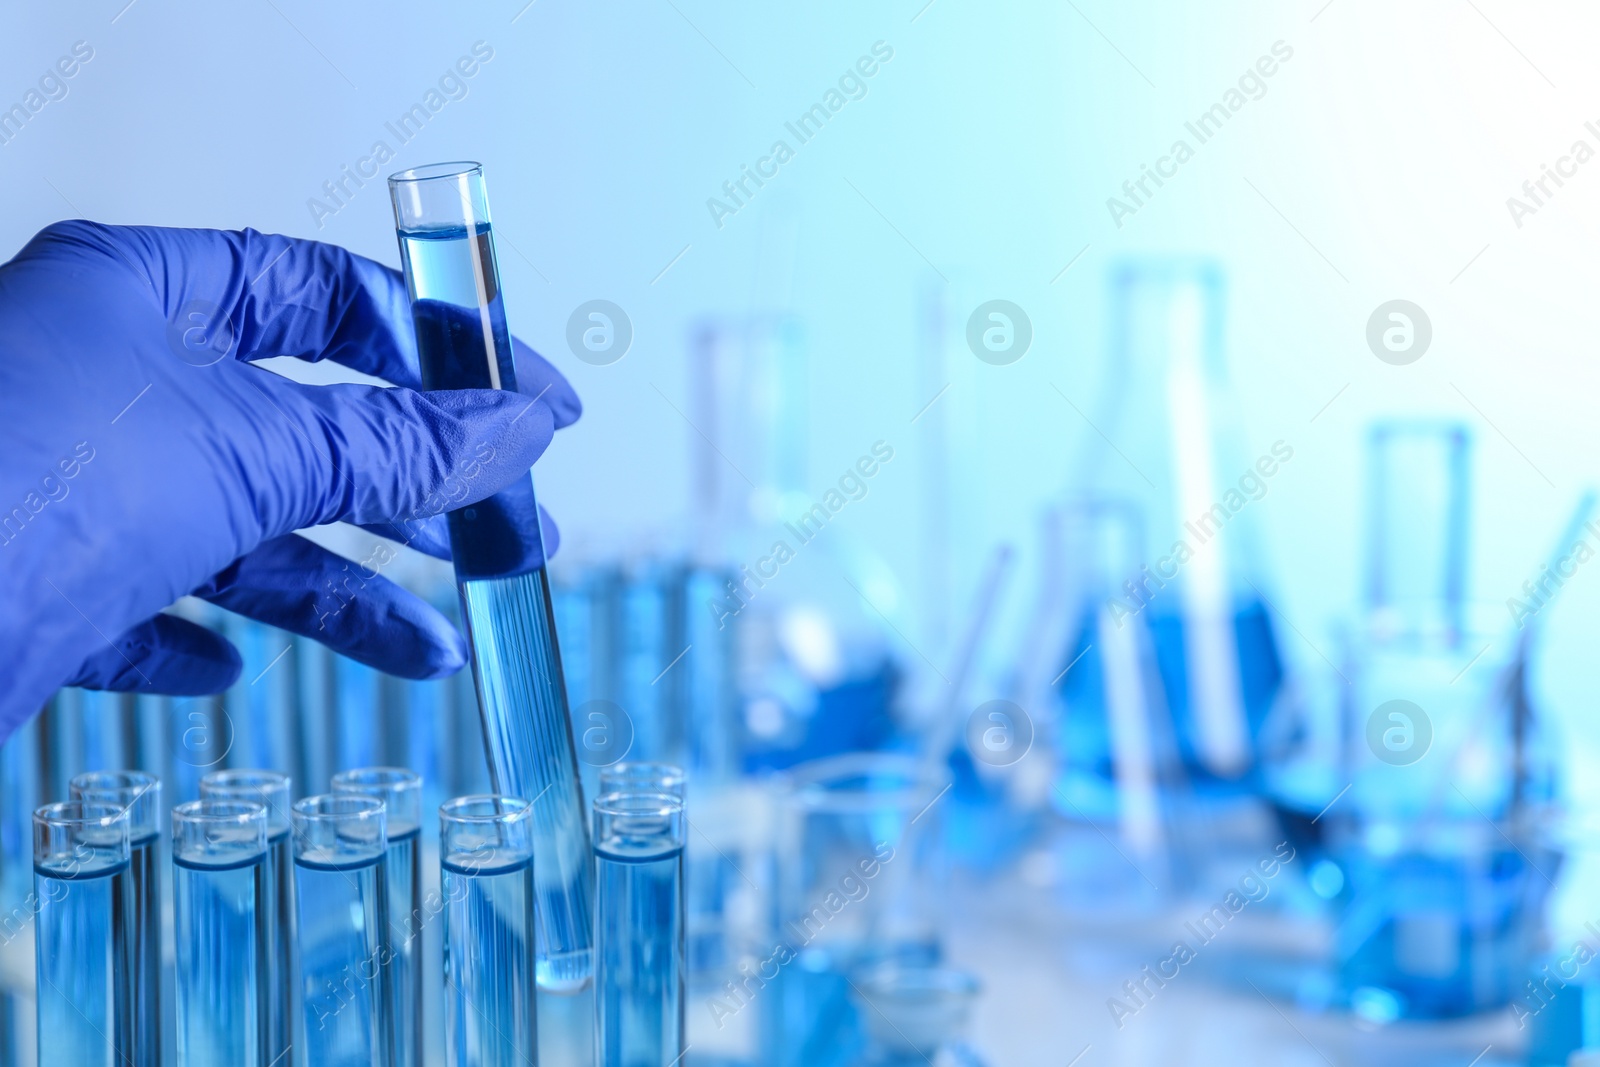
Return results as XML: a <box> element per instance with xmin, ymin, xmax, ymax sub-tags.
<box><xmin>332</xmin><ymin>767</ymin><xmax>423</xmax><ymax>1067</ymax></box>
<box><xmin>598</xmin><ymin>763</ymin><xmax>686</xmax><ymax>798</ymax></box>
<box><xmin>440</xmin><ymin>796</ymin><xmax>538</xmax><ymax>1067</ymax></box>
<box><xmin>33</xmin><ymin>801</ymin><xmax>133</xmax><ymax>1067</ymax></box>
<box><xmin>172</xmin><ymin>799</ymin><xmax>270</xmax><ymax>1066</ymax></box>
<box><xmin>202</xmin><ymin>769</ymin><xmax>298</xmax><ymax>1067</ymax></box>
<box><xmin>389</xmin><ymin>161</ymin><xmax>593</xmax><ymax>990</ymax></box>
<box><xmin>594</xmin><ymin>792</ymin><xmax>686</xmax><ymax>1067</ymax></box>
<box><xmin>292</xmin><ymin>794</ymin><xmax>390</xmax><ymax>1067</ymax></box>
<box><xmin>70</xmin><ymin>770</ymin><xmax>161</xmax><ymax>1067</ymax></box>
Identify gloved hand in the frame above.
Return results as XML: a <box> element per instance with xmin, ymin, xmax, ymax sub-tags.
<box><xmin>0</xmin><ymin>221</ymin><xmax>580</xmax><ymax>742</ymax></box>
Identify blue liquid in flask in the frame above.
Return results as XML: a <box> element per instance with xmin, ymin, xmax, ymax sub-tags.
<box><xmin>397</xmin><ymin>220</ymin><xmax>593</xmax><ymax>990</ymax></box>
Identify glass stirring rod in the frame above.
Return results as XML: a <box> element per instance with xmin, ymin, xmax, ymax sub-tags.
<box><xmin>388</xmin><ymin>161</ymin><xmax>595</xmax><ymax>990</ymax></box>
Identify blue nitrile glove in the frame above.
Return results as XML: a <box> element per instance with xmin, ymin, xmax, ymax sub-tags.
<box><xmin>0</xmin><ymin>221</ymin><xmax>581</xmax><ymax>742</ymax></box>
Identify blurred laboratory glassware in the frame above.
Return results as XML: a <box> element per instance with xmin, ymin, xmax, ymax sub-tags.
<box><xmin>1050</xmin><ymin>500</ymin><xmax>1195</xmax><ymax>903</ymax></box>
<box><xmin>1325</xmin><ymin>422</ymin><xmax>1562</xmax><ymax>1021</ymax></box>
<box><xmin>763</xmin><ymin>754</ymin><xmax>948</xmax><ymax>1067</ymax></box>
<box><xmin>594</xmin><ymin>791</ymin><xmax>686</xmax><ymax>1067</ymax></box>
<box><xmin>171</xmin><ymin>799</ymin><xmax>268</xmax><ymax>1067</ymax></box>
<box><xmin>202</xmin><ymin>769</ymin><xmax>297</xmax><ymax>1067</ymax></box>
<box><xmin>33</xmin><ymin>800</ymin><xmax>132</xmax><ymax>1067</ymax></box>
<box><xmin>1524</xmin><ymin>815</ymin><xmax>1600</xmax><ymax>1067</ymax></box>
<box><xmin>848</xmin><ymin>965</ymin><xmax>988</xmax><ymax>1067</ymax></box>
<box><xmin>71</xmin><ymin>771</ymin><xmax>161</xmax><ymax>1067</ymax></box>
<box><xmin>332</xmin><ymin>768</ymin><xmax>423</xmax><ymax>1067</ymax></box>
<box><xmin>1066</xmin><ymin>260</ymin><xmax>1285</xmax><ymax>784</ymax></box>
<box><xmin>391</xmin><ymin>161</ymin><xmax>593</xmax><ymax>995</ymax></box>
<box><xmin>440</xmin><ymin>796</ymin><xmax>538</xmax><ymax>1067</ymax></box>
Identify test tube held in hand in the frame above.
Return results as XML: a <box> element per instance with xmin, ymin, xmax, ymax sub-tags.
<box><xmin>389</xmin><ymin>160</ymin><xmax>594</xmax><ymax>990</ymax></box>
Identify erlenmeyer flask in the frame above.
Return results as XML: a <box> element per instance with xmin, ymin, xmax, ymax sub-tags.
<box><xmin>691</xmin><ymin>314</ymin><xmax>900</xmax><ymax>770</ymax></box>
<box><xmin>1072</xmin><ymin>260</ymin><xmax>1285</xmax><ymax>785</ymax></box>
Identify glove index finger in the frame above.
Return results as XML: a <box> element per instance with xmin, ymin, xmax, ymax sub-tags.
<box><xmin>47</xmin><ymin>223</ymin><xmax>426</xmax><ymax>389</ymax></box>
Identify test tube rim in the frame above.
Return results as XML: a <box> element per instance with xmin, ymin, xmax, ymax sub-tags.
<box><xmin>332</xmin><ymin>766</ymin><xmax>423</xmax><ymax>830</ymax></box>
<box><xmin>69</xmin><ymin>770</ymin><xmax>161</xmax><ymax>837</ymax></box>
<box><xmin>439</xmin><ymin>794</ymin><xmax>533</xmax><ymax>824</ymax></box>
<box><xmin>172</xmin><ymin>797</ymin><xmax>269</xmax><ymax>826</ymax></box>
<box><xmin>599</xmin><ymin>761</ymin><xmax>687</xmax><ymax>794</ymax></box>
<box><xmin>388</xmin><ymin>160</ymin><xmax>483</xmax><ymax>185</ymax></box>
<box><xmin>292</xmin><ymin>793</ymin><xmax>386</xmax><ymax>820</ymax></box>
<box><xmin>33</xmin><ymin>799</ymin><xmax>130</xmax><ymax>833</ymax></box>
<box><xmin>201</xmin><ymin>768</ymin><xmax>292</xmax><ymax>792</ymax></box>
<box><xmin>592</xmin><ymin>791</ymin><xmax>683</xmax><ymax>820</ymax></box>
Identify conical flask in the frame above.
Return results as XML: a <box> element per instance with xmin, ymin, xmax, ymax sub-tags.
<box><xmin>1068</xmin><ymin>260</ymin><xmax>1285</xmax><ymax>785</ymax></box>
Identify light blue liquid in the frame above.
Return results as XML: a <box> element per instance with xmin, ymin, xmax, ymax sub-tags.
<box><xmin>386</xmin><ymin>829</ymin><xmax>422</xmax><ymax>1067</ymax></box>
<box><xmin>174</xmin><ymin>852</ymin><xmax>266</xmax><ymax>1065</ymax></box>
<box><xmin>263</xmin><ymin>832</ymin><xmax>298</xmax><ymax>1067</ymax></box>
<box><xmin>124</xmin><ymin>834</ymin><xmax>162</xmax><ymax>1067</ymax></box>
<box><xmin>295</xmin><ymin>853</ymin><xmax>390</xmax><ymax>1067</ymax></box>
<box><xmin>34</xmin><ymin>852</ymin><xmax>132</xmax><ymax>1067</ymax></box>
<box><xmin>595</xmin><ymin>841</ymin><xmax>684</xmax><ymax>1067</ymax></box>
<box><xmin>442</xmin><ymin>855</ymin><xmax>537</xmax><ymax>1067</ymax></box>
<box><xmin>399</xmin><ymin>223</ymin><xmax>594</xmax><ymax>990</ymax></box>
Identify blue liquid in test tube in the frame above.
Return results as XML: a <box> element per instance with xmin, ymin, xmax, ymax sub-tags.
<box><xmin>594</xmin><ymin>792</ymin><xmax>685</xmax><ymax>1067</ymax></box>
<box><xmin>389</xmin><ymin>161</ymin><xmax>593</xmax><ymax>991</ymax></box>
<box><xmin>440</xmin><ymin>796</ymin><xmax>538</xmax><ymax>1067</ymax></box>
<box><xmin>70</xmin><ymin>771</ymin><xmax>161</xmax><ymax>1067</ymax></box>
<box><xmin>171</xmin><ymin>799</ymin><xmax>269</xmax><ymax>1066</ymax></box>
<box><xmin>333</xmin><ymin>767</ymin><xmax>423</xmax><ymax>1067</ymax></box>
<box><xmin>33</xmin><ymin>800</ymin><xmax>133</xmax><ymax>1067</ymax></box>
<box><xmin>202</xmin><ymin>769</ymin><xmax>298</xmax><ymax>1067</ymax></box>
<box><xmin>293</xmin><ymin>794</ymin><xmax>391</xmax><ymax>1067</ymax></box>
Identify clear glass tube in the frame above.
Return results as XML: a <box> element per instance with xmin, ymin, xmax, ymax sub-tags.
<box><xmin>69</xmin><ymin>770</ymin><xmax>162</xmax><ymax>1067</ymax></box>
<box><xmin>332</xmin><ymin>767</ymin><xmax>423</xmax><ymax>1067</ymax></box>
<box><xmin>598</xmin><ymin>763</ymin><xmax>686</xmax><ymax>799</ymax></box>
<box><xmin>389</xmin><ymin>160</ymin><xmax>593</xmax><ymax>991</ymax></box>
<box><xmin>439</xmin><ymin>796</ymin><xmax>537</xmax><ymax>1067</ymax></box>
<box><xmin>171</xmin><ymin>799</ymin><xmax>269</xmax><ymax>1066</ymax></box>
<box><xmin>291</xmin><ymin>794</ymin><xmax>390</xmax><ymax>1067</ymax></box>
<box><xmin>32</xmin><ymin>800</ymin><xmax>133</xmax><ymax>1067</ymax></box>
<box><xmin>202</xmin><ymin>769</ymin><xmax>297</xmax><ymax>1067</ymax></box>
<box><xmin>593</xmin><ymin>792</ymin><xmax>685</xmax><ymax>1067</ymax></box>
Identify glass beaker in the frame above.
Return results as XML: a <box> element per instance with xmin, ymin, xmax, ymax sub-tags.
<box><xmin>761</xmin><ymin>754</ymin><xmax>948</xmax><ymax>1067</ymax></box>
<box><xmin>848</xmin><ymin>965</ymin><xmax>989</xmax><ymax>1067</ymax></box>
<box><xmin>1327</xmin><ymin>421</ymin><xmax>1562</xmax><ymax>1021</ymax></box>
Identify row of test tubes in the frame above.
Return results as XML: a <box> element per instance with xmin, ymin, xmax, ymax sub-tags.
<box><xmin>31</xmin><ymin>763</ymin><xmax>688</xmax><ymax>1067</ymax></box>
